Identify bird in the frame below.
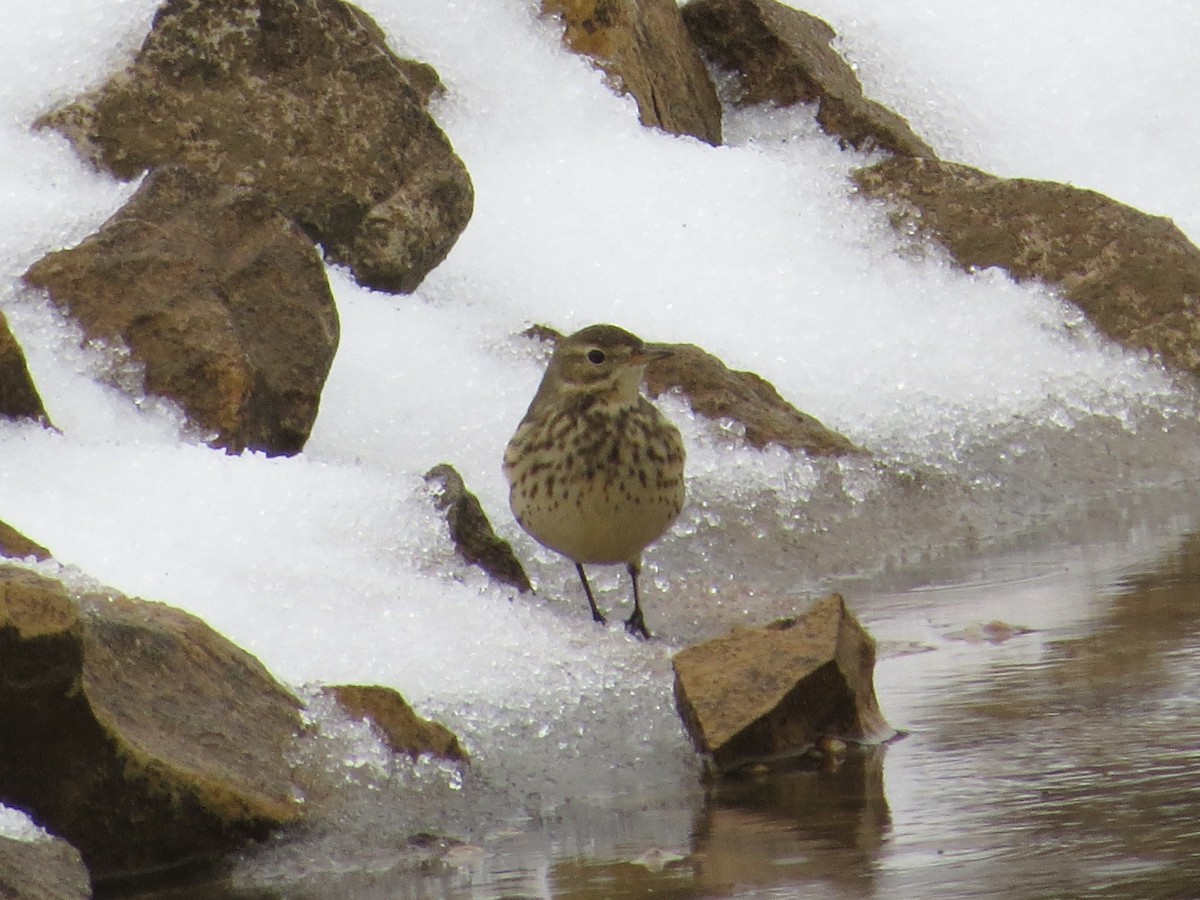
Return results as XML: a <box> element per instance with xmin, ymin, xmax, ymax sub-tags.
<box><xmin>503</xmin><ymin>324</ymin><xmax>686</xmax><ymax>639</ymax></box>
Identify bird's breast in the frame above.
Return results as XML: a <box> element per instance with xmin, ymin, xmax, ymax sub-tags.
<box><xmin>504</xmin><ymin>402</ymin><xmax>685</xmax><ymax>565</ymax></box>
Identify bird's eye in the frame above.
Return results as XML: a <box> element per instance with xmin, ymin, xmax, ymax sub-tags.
<box><xmin>587</xmin><ymin>349</ymin><xmax>606</xmax><ymax>364</ymax></box>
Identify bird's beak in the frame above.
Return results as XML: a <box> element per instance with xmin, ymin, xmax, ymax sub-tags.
<box><xmin>635</xmin><ymin>343</ymin><xmax>674</xmax><ymax>364</ymax></box>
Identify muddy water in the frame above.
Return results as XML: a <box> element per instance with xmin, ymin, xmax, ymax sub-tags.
<box><xmin>123</xmin><ymin>514</ymin><xmax>1200</xmax><ymax>899</ymax></box>
<box><xmin>863</xmin><ymin>535</ymin><xmax>1200</xmax><ymax>899</ymax></box>
<box><xmin>531</xmin><ymin>529</ymin><xmax>1200</xmax><ymax>899</ymax></box>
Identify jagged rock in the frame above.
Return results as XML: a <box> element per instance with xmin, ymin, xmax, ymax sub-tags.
<box><xmin>325</xmin><ymin>684</ymin><xmax>468</xmax><ymax>763</ymax></box>
<box><xmin>543</xmin><ymin>0</ymin><xmax>723</xmax><ymax>145</ymax></box>
<box><xmin>0</xmin><ymin>313</ymin><xmax>48</xmax><ymax>425</ymax></box>
<box><xmin>524</xmin><ymin>325</ymin><xmax>862</xmax><ymax>456</ymax></box>
<box><xmin>672</xmin><ymin>594</ymin><xmax>895</xmax><ymax>773</ymax></box>
<box><xmin>0</xmin><ymin>521</ymin><xmax>50</xmax><ymax>562</ymax></box>
<box><xmin>0</xmin><ymin>832</ymin><xmax>91</xmax><ymax>900</ymax></box>
<box><xmin>683</xmin><ymin>0</ymin><xmax>934</xmax><ymax>158</ymax></box>
<box><xmin>38</xmin><ymin>0</ymin><xmax>473</xmax><ymax>294</ymax></box>
<box><xmin>0</xmin><ymin>565</ymin><xmax>304</xmax><ymax>883</ymax></box>
<box><xmin>23</xmin><ymin>166</ymin><xmax>338</xmax><ymax>456</ymax></box>
<box><xmin>643</xmin><ymin>342</ymin><xmax>864</xmax><ymax>456</ymax></box>
<box><xmin>854</xmin><ymin>156</ymin><xmax>1200</xmax><ymax>378</ymax></box>
<box><xmin>425</xmin><ymin>463</ymin><xmax>533</xmax><ymax>593</ymax></box>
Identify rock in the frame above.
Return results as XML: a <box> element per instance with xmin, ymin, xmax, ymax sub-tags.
<box><xmin>23</xmin><ymin>166</ymin><xmax>338</xmax><ymax>456</ymax></box>
<box><xmin>38</xmin><ymin>0</ymin><xmax>473</xmax><ymax>294</ymax></box>
<box><xmin>683</xmin><ymin>0</ymin><xmax>934</xmax><ymax>158</ymax></box>
<box><xmin>424</xmin><ymin>463</ymin><xmax>533</xmax><ymax>594</ymax></box>
<box><xmin>325</xmin><ymin>684</ymin><xmax>468</xmax><ymax>763</ymax></box>
<box><xmin>947</xmin><ymin>620</ymin><xmax>1036</xmax><ymax>645</ymax></box>
<box><xmin>0</xmin><ymin>565</ymin><xmax>305</xmax><ymax>884</ymax></box>
<box><xmin>543</xmin><ymin>0</ymin><xmax>723</xmax><ymax>145</ymax></box>
<box><xmin>643</xmin><ymin>342</ymin><xmax>865</xmax><ymax>456</ymax></box>
<box><xmin>0</xmin><ymin>521</ymin><xmax>50</xmax><ymax>562</ymax></box>
<box><xmin>672</xmin><ymin>593</ymin><xmax>895</xmax><ymax>773</ymax></box>
<box><xmin>0</xmin><ymin>832</ymin><xmax>90</xmax><ymax>900</ymax></box>
<box><xmin>854</xmin><ymin>156</ymin><xmax>1200</xmax><ymax>378</ymax></box>
<box><xmin>524</xmin><ymin>325</ymin><xmax>863</xmax><ymax>456</ymax></box>
<box><xmin>552</xmin><ymin>854</ymin><xmax>690</xmax><ymax>894</ymax></box>
<box><xmin>0</xmin><ymin>313</ymin><xmax>48</xmax><ymax>425</ymax></box>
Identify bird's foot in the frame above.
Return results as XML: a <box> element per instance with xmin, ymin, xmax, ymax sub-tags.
<box><xmin>624</xmin><ymin>609</ymin><xmax>651</xmax><ymax>640</ymax></box>
<box><xmin>591</xmin><ymin>609</ymin><xmax>608</xmax><ymax>625</ymax></box>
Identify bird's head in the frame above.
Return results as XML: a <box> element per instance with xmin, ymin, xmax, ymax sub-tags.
<box><xmin>541</xmin><ymin>324</ymin><xmax>673</xmax><ymax>407</ymax></box>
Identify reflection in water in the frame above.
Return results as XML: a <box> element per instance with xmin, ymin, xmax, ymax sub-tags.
<box><xmin>538</xmin><ymin>524</ymin><xmax>1200</xmax><ymax>900</ymax></box>
<box><xmin>548</xmin><ymin>752</ymin><xmax>891</xmax><ymax>899</ymax></box>
<box><xmin>875</xmin><ymin>530</ymin><xmax>1200</xmax><ymax>898</ymax></box>
<box><xmin>692</xmin><ymin>751</ymin><xmax>891</xmax><ymax>898</ymax></box>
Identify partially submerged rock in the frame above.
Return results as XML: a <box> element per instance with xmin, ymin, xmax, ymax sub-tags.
<box><xmin>947</xmin><ymin>620</ymin><xmax>1036</xmax><ymax>645</ymax></box>
<box><xmin>524</xmin><ymin>325</ymin><xmax>863</xmax><ymax>456</ymax></box>
<box><xmin>854</xmin><ymin>156</ymin><xmax>1200</xmax><ymax>379</ymax></box>
<box><xmin>672</xmin><ymin>594</ymin><xmax>895</xmax><ymax>773</ymax></box>
<box><xmin>425</xmin><ymin>463</ymin><xmax>533</xmax><ymax>594</ymax></box>
<box><xmin>326</xmin><ymin>684</ymin><xmax>468</xmax><ymax>764</ymax></box>
<box><xmin>543</xmin><ymin>0</ymin><xmax>723</xmax><ymax>145</ymax></box>
<box><xmin>0</xmin><ymin>313</ymin><xmax>48</xmax><ymax>425</ymax></box>
<box><xmin>23</xmin><ymin>166</ymin><xmax>339</xmax><ymax>456</ymax></box>
<box><xmin>683</xmin><ymin>0</ymin><xmax>934</xmax><ymax>157</ymax></box>
<box><xmin>0</xmin><ymin>832</ymin><xmax>90</xmax><ymax>900</ymax></box>
<box><xmin>38</xmin><ymin>0</ymin><xmax>473</xmax><ymax>294</ymax></box>
<box><xmin>0</xmin><ymin>565</ymin><xmax>305</xmax><ymax>883</ymax></box>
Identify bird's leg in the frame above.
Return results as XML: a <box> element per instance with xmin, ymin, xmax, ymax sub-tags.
<box><xmin>624</xmin><ymin>561</ymin><xmax>652</xmax><ymax>639</ymax></box>
<box><xmin>575</xmin><ymin>562</ymin><xmax>607</xmax><ymax>624</ymax></box>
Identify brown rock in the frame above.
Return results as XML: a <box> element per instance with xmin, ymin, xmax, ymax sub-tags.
<box><xmin>0</xmin><ymin>833</ymin><xmax>90</xmax><ymax>900</ymax></box>
<box><xmin>854</xmin><ymin>156</ymin><xmax>1200</xmax><ymax>378</ymax></box>
<box><xmin>0</xmin><ymin>313</ymin><xmax>48</xmax><ymax>424</ymax></box>
<box><xmin>543</xmin><ymin>0</ymin><xmax>723</xmax><ymax>145</ymax></box>
<box><xmin>23</xmin><ymin>166</ymin><xmax>338</xmax><ymax>455</ymax></box>
<box><xmin>644</xmin><ymin>342</ymin><xmax>864</xmax><ymax>456</ymax></box>
<box><xmin>672</xmin><ymin>593</ymin><xmax>895</xmax><ymax>773</ymax></box>
<box><xmin>0</xmin><ymin>520</ymin><xmax>51</xmax><ymax>561</ymax></box>
<box><xmin>683</xmin><ymin>0</ymin><xmax>934</xmax><ymax>158</ymax></box>
<box><xmin>424</xmin><ymin>463</ymin><xmax>533</xmax><ymax>594</ymax></box>
<box><xmin>0</xmin><ymin>565</ymin><xmax>304</xmax><ymax>883</ymax></box>
<box><xmin>38</xmin><ymin>0</ymin><xmax>473</xmax><ymax>294</ymax></box>
<box><xmin>947</xmin><ymin>620</ymin><xmax>1036</xmax><ymax>645</ymax></box>
<box><xmin>524</xmin><ymin>325</ymin><xmax>863</xmax><ymax>456</ymax></box>
<box><xmin>326</xmin><ymin>684</ymin><xmax>468</xmax><ymax>763</ymax></box>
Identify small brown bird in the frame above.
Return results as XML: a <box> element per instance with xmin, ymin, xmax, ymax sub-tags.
<box><xmin>504</xmin><ymin>324</ymin><xmax>686</xmax><ymax>638</ymax></box>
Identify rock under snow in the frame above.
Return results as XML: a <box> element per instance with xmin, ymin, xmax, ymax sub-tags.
<box><xmin>0</xmin><ymin>564</ymin><xmax>305</xmax><ymax>884</ymax></box>
<box><xmin>38</xmin><ymin>0</ymin><xmax>473</xmax><ymax>294</ymax></box>
<box><xmin>23</xmin><ymin>166</ymin><xmax>338</xmax><ymax>456</ymax></box>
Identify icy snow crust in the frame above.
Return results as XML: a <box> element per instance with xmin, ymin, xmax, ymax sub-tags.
<box><xmin>2</xmin><ymin>0</ymin><xmax>1200</xmax><ymax>876</ymax></box>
